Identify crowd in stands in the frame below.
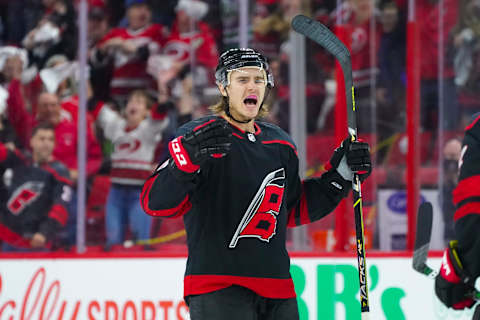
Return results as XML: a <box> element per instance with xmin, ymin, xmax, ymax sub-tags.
<box><xmin>0</xmin><ymin>0</ymin><xmax>477</xmax><ymax>252</ymax></box>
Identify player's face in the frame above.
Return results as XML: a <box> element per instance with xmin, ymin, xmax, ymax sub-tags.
<box><xmin>30</xmin><ymin>129</ymin><xmax>55</xmax><ymax>163</ymax></box>
<box><xmin>221</xmin><ymin>67</ymin><xmax>267</xmax><ymax>122</ymax></box>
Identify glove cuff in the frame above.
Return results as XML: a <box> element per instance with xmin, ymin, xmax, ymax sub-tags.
<box><xmin>336</xmin><ymin>155</ymin><xmax>354</xmax><ymax>181</ymax></box>
<box><xmin>168</xmin><ymin>137</ymin><xmax>200</xmax><ymax>173</ymax></box>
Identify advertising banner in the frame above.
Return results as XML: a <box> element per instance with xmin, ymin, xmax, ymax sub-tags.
<box><xmin>0</xmin><ymin>256</ymin><xmax>477</xmax><ymax>319</ymax></box>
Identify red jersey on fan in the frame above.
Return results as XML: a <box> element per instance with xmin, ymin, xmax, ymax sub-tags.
<box><xmin>417</xmin><ymin>0</ymin><xmax>458</xmax><ymax>80</ymax></box>
<box><xmin>162</xmin><ymin>21</ymin><xmax>218</xmax><ymax>70</ymax></box>
<box><xmin>344</xmin><ymin>13</ymin><xmax>382</xmax><ymax>88</ymax></box>
<box><xmin>97</xmin><ymin>24</ymin><xmax>167</xmax><ymax>102</ymax></box>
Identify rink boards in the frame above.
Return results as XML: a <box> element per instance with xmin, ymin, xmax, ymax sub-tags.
<box><xmin>0</xmin><ymin>253</ymin><xmax>478</xmax><ymax>319</ymax></box>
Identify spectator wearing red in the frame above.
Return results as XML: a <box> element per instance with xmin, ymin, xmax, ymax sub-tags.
<box><xmin>162</xmin><ymin>0</ymin><xmax>218</xmax><ymax>80</ymax></box>
<box><xmin>7</xmin><ymin>90</ymin><xmax>102</xmax><ymax>181</ymax></box>
<box><xmin>417</xmin><ymin>0</ymin><xmax>459</xmax><ymax>131</ymax></box>
<box><xmin>339</xmin><ymin>0</ymin><xmax>382</xmax><ymax>133</ymax></box>
<box><xmin>93</xmin><ymin>0</ymin><xmax>168</xmax><ymax>106</ymax></box>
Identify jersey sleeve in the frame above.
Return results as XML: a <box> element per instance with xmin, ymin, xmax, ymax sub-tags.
<box><xmin>452</xmin><ymin>117</ymin><xmax>480</xmax><ymax>278</ymax></box>
<box><xmin>139</xmin><ymin>119</ymin><xmax>205</xmax><ymax>218</ymax></box>
<box><xmin>0</xmin><ymin>143</ymin><xmax>28</xmax><ymax>168</ymax></box>
<box><xmin>38</xmin><ymin>163</ymin><xmax>72</xmax><ymax>240</ymax></box>
<box><xmin>286</xmin><ymin>148</ymin><xmax>351</xmax><ymax>227</ymax></box>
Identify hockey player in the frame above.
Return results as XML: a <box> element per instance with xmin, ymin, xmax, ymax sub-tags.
<box><xmin>435</xmin><ymin>113</ymin><xmax>480</xmax><ymax>310</ymax></box>
<box><xmin>140</xmin><ymin>48</ymin><xmax>372</xmax><ymax>319</ymax></box>
<box><xmin>0</xmin><ymin>123</ymin><xmax>72</xmax><ymax>251</ymax></box>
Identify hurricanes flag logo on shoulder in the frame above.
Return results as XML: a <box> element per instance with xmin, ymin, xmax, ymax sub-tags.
<box><xmin>229</xmin><ymin>168</ymin><xmax>285</xmax><ymax>248</ymax></box>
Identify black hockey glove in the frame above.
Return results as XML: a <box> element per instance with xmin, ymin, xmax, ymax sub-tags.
<box><xmin>168</xmin><ymin>118</ymin><xmax>232</xmax><ymax>180</ymax></box>
<box><xmin>435</xmin><ymin>241</ymin><xmax>476</xmax><ymax>310</ymax></box>
<box><xmin>329</xmin><ymin>137</ymin><xmax>372</xmax><ymax>182</ymax></box>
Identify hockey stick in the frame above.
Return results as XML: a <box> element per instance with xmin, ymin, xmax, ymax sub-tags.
<box><xmin>123</xmin><ymin>229</ymin><xmax>186</xmax><ymax>248</ymax></box>
<box><xmin>412</xmin><ymin>201</ymin><xmax>438</xmax><ymax>278</ymax></box>
<box><xmin>291</xmin><ymin>15</ymin><xmax>370</xmax><ymax>318</ymax></box>
<box><xmin>412</xmin><ymin>201</ymin><xmax>480</xmax><ymax>310</ymax></box>
<box><xmin>474</xmin><ymin>304</ymin><xmax>480</xmax><ymax>320</ymax></box>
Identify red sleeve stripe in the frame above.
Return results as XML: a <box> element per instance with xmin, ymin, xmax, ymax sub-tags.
<box><xmin>298</xmin><ymin>186</ymin><xmax>310</xmax><ymax>225</ymax></box>
<box><xmin>465</xmin><ymin>114</ymin><xmax>480</xmax><ymax>131</ymax></box>
<box><xmin>262</xmin><ymin>140</ymin><xmax>298</xmax><ymax>156</ymax></box>
<box><xmin>48</xmin><ymin>204</ymin><xmax>69</xmax><ymax>226</ymax></box>
<box><xmin>42</xmin><ymin>165</ymin><xmax>73</xmax><ymax>186</ymax></box>
<box><xmin>0</xmin><ymin>223</ymin><xmax>31</xmax><ymax>248</ymax></box>
<box><xmin>454</xmin><ymin>202</ymin><xmax>480</xmax><ymax>221</ymax></box>
<box><xmin>287</xmin><ymin>183</ymin><xmax>310</xmax><ymax>227</ymax></box>
<box><xmin>0</xmin><ymin>144</ymin><xmax>7</xmax><ymax>162</ymax></box>
<box><xmin>193</xmin><ymin>118</ymin><xmax>216</xmax><ymax>131</ymax></box>
<box><xmin>140</xmin><ymin>174</ymin><xmax>192</xmax><ymax>218</ymax></box>
<box><xmin>453</xmin><ymin>175</ymin><xmax>480</xmax><ymax>205</ymax></box>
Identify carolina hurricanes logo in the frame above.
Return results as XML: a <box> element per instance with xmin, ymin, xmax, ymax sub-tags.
<box><xmin>351</xmin><ymin>27</ymin><xmax>367</xmax><ymax>53</ymax></box>
<box><xmin>117</xmin><ymin>139</ymin><xmax>141</xmax><ymax>153</ymax></box>
<box><xmin>7</xmin><ymin>182</ymin><xmax>44</xmax><ymax>215</ymax></box>
<box><xmin>229</xmin><ymin>168</ymin><xmax>285</xmax><ymax>248</ymax></box>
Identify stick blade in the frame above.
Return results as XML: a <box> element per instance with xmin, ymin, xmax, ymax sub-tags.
<box><xmin>412</xmin><ymin>202</ymin><xmax>434</xmax><ymax>274</ymax></box>
<box><xmin>291</xmin><ymin>14</ymin><xmax>350</xmax><ymax>67</ymax></box>
<box><xmin>473</xmin><ymin>304</ymin><xmax>480</xmax><ymax>320</ymax></box>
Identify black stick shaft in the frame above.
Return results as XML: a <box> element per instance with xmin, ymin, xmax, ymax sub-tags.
<box><xmin>291</xmin><ymin>14</ymin><xmax>369</xmax><ymax>316</ymax></box>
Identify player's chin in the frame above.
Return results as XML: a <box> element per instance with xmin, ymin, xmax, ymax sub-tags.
<box><xmin>242</xmin><ymin>105</ymin><xmax>259</xmax><ymax>119</ymax></box>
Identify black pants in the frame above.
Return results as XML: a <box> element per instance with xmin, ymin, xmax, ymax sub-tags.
<box><xmin>187</xmin><ymin>285</ymin><xmax>299</xmax><ymax>320</ymax></box>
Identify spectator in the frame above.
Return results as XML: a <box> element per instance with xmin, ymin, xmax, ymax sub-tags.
<box><xmin>417</xmin><ymin>0</ymin><xmax>459</xmax><ymax>131</ymax></box>
<box><xmin>251</xmin><ymin>1</ymin><xmax>291</xmax><ymax>59</ymax></box>
<box><xmin>341</xmin><ymin>0</ymin><xmax>382</xmax><ymax>133</ymax></box>
<box><xmin>452</xmin><ymin>0</ymin><xmax>480</xmax><ymax>125</ymax></box>
<box><xmin>161</xmin><ymin>0</ymin><xmax>218</xmax><ymax>84</ymax></box>
<box><xmin>87</xmin><ymin>0</ymin><xmax>113</xmax><ymax>103</ymax></box>
<box><xmin>93</xmin><ymin>0</ymin><xmax>168</xmax><ymax>107</ymax></box>
<box><xmin>441</xmin><ymin>137</ymin><xmax>462</xmax><ymax>245</ymax></box>
<box><xmin>376</xmin><ymin>1</ymin><xmax>406</xmax><ymax>162</ymax></box>
<box><xmin>22</xmin><ymin>0</ymin><xmax>77</xmax><ymax>69</ymax></box>
<box><xmin>0</xmin><ymin>123</ymin><xmax>72</xmax><ymax>252</ymax></box>
<box><xmin>7</xmin><ymin>90</ymin><xmax>102</xmax><ymax>181</ymax></box>
<box><xmin>91</xmin><ymin>90</ymin><xmax>169</xmax><ymax>250</ymax></box>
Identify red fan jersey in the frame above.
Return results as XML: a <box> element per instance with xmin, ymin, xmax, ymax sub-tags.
<box><xmin>97</xmin><ymin>24</ymin><xmax>168</xmax><ymax>102</ymax></box>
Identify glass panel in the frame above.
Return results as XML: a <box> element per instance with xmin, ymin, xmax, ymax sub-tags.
<box><xmin>1</xmin><ymin>0</ymin><xmax>473</xmax><ymax>256</ymax></box>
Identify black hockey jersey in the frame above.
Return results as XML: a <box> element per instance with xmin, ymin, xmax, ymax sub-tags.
<box><xmin>141</xmin><ymin>116</ymin><xmax>351</xmax><ymax>298</ymax></box>
<box><xmin>0</xmin><ymin>144</ymin><xmax>72</xmax><ymax>248</ymax></box>
<box><xmin>452</xmin><ymin>114</ymin><xmax>480</xmax><ymax>278</ymax></box>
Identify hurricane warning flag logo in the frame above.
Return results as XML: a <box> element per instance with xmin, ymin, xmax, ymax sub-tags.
<box><xmin>229</xmin><ymin>168</ymin><xmax>285</xmax><ymax>248</ymax></box>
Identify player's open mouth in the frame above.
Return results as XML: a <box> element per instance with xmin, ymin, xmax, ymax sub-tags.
<box><xmin>243</xmin><ymin>95</ymin><xmax>258</xmax><ymax>107</ymax></box>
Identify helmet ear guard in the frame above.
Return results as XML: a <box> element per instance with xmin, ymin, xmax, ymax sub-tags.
<box><xmin>215</xmin><ymin>48</ymin><xmax>274</xmax><ymax>89</ymax></box>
